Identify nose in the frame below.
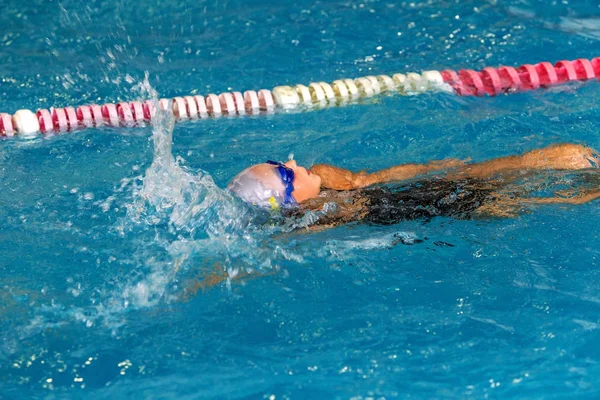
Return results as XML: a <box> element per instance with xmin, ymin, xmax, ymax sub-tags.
<box><xmin>284</xmin><ymin>160</ymin><xmax>297</xmax><ymax>169</ymax></box>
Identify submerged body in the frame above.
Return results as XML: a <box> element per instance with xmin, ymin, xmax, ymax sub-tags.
<box><xmin>193</xmin><ymin>143</ymin><xmax>600</xmax><ymax>290</ymax></box>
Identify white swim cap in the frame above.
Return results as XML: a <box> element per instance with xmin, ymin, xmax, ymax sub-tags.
<box><xmin>228</xmin><ymin>165</ymin><xmax>290</xmax><ymax>209</ymax></box>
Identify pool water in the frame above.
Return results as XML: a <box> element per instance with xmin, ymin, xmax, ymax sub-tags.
<box><xmin>2</xmin><ymin>0</ymin><xmax>600</xmax><ymax>398</ymax></box>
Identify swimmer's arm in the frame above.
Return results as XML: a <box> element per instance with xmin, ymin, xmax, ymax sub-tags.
<box><xmin>313</xmin><ymin>144</ymin><xmax>599</xmax><ymax>190</ymax></box>
<box><xmin>182</xmin><ymin>264</ymin><xmax>278</xmax><ymax>295</ymax></box>
<box><xmin>311</xmin><ymin>159</ymin><xmax>464</xmax><ymax>190</ymax></box>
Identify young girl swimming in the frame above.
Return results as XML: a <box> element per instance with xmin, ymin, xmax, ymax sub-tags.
<box><xmin>228</xmin><ymin>143</ymin><xmax>600</xmax><ymax>228</ymax></box>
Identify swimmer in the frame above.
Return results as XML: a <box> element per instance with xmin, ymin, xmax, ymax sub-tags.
<box><xmin>228</xmin><ymin>143</ymin><xmax>600</xmax><ymax>228</ymax></box>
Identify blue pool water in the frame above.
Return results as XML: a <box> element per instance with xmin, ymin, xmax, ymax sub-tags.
<box><xmin>2</xmin><ymin>0</ymin><xmax>600</xmax><ymax>398</ymax></box>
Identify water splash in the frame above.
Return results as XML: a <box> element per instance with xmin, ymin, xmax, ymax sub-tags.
<box><xmin>127</xmin><ymin>76</ymin><xmax>252</xmax><ymax>239</ymax></box>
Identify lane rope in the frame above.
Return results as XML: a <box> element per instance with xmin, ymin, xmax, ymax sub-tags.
<box><xmin>1</xmin><ymin>57</ymin><xmax>598</xmax><ymax>137</ymax></box>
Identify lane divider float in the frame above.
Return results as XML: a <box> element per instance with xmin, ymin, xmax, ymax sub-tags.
<box><xmin>1</xmin><ymin>57</ymin><xmax>598</xmax><ymax>137</ymax></box>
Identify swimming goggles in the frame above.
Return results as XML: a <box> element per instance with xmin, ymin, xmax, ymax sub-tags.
<box><xmin>266</xmin><ymin>160</ymin><xmax>296</xmax><ymax>205</ymax></box>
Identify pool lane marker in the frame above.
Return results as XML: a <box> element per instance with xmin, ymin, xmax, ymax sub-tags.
<box><xmin>1</xmin><ymin>57</ymin><xmax>599</xmax><ymax>137</ymax></box>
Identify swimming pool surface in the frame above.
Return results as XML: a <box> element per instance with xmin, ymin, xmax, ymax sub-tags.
<box><xmin>1</xmin><ymin>0</ymin><xmax>600</xmax><ymax>398</ymax></box>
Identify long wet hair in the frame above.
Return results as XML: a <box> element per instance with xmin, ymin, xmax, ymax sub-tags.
<box><xmin>287</xmin><ymin>178</ymin><xmax>500</xmax><ymax>227</ymax></box>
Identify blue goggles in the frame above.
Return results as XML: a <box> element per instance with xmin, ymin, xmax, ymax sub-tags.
<box><xmin>266</xmin><ymin>160</ymin><xmax>296</xmax><ymax>205</ymax></box>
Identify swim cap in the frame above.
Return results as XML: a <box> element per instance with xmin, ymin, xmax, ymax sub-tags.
<box><xmin>228</xmin><ymin>164</ymin><xmax>296</xmax><ymax>209</ymax></box>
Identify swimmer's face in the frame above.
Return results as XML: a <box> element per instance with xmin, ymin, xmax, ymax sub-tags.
<box><xmin>282</xmin><ymin>160</ymin><xmax>322</xmax><ymax>202</ymax></box>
